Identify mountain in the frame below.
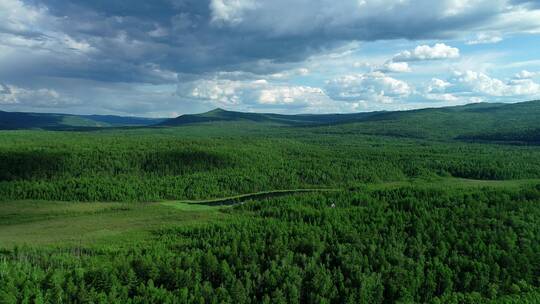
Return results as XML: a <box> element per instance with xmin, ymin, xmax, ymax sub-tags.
<box><xmin>159</xmin><ymin>100</ymin><xmax>540</xmax><ymax>143</ymax></box>
<box><xmin>3</xmin><ymin>101</ymin><xmax>539</xmax><ymax>143</ymax></box>
<box><xmin>0</xmin><ymin>111</ymin><xmax>165</xmax><ymax>130</ymax></box>
<box><xmin>317</xmin><ymin>100</ymin><xmax>540</xmax><ymax>141</ymax></box>
<box><xmin>158</xmin><ymin>108</ymin><xmax>381</xmax><ymax>126</ymax></box>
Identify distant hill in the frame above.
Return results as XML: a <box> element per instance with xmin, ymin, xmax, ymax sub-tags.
<box><xmin>81</xmin><ymin>115</ymin><xmax>165</xmax><ymax>127</ymax></box>
<box><xmin>158</xmin><ymin>108</ymin><xmax>381</xmax><ymax>127</ymax></box>
<box><xmin>0</xmin><ymin>111</ymin><xmax>165</xmax><ymax>130</ymax></box>
<box><xmin>159</xmin><ymin>100</ymin><xmax>540</xmax><ymax>143</ymax></box>
<box><xmin>3</xmin><ymin>101</ymin><xmax>539</xmax><ymax>143</ymax></box>
<box><xmin>316</xmin><ymin>100</ymin><xmax>540</xmax><ymax>142</ymax></box>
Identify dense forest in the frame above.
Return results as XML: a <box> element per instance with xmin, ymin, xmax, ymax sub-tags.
<box><xmin>1</xmin><ymin>185</ymin><xmax>539</xmax><ymax>303</ymax></box>
<box><xmin>1</xmin><ymin>101</ymin><xmax>540</xmax><ymax>303</ymax></box>
<box><xmin>1</xmin><ymin>125</ymin><xmax>540</xmax><ymax>202</ymax></box>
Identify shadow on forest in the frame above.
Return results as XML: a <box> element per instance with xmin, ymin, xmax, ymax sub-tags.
<box><xmin>141</xmin><ymin>150</ymin><xmax>233</xmax><ymax>175</ymax></box>
<box><xmin>0</xmin><ymin>151</ymin><xmax>67</xmax><ymax>181</ymax></box>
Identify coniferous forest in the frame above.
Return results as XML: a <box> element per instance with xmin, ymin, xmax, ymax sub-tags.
<box><xmin>1</xmin><ymin>102</ymin><xmax>540</xmax><ymax>303</ymax></box>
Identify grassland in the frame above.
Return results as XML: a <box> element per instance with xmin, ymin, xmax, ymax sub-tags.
<box><xmin>0</xmin><ymin>200</ymin><xmax>223</xmax><ymax>248</ymax></box>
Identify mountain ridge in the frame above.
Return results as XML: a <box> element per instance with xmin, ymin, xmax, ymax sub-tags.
<box><xmin>0</xmin><ymin>110</ymin><xmax>165</xmax><ymax>130</ymax></box>
<box><xmin>2</xmin><ymin>100</ymin><xmax>539</xmax><ymax>142</ymax></box>
<box><xmin>156</xmin><ymin>100</ymin><xmax>540</xmax><ymax>143</ymax></box>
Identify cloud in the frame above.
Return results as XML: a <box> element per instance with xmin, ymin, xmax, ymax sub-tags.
<box><xmin>175</xmin><ymin>76</ymin><xmax>340</xmax><ymax>112</ymax></box>
<box><xmin>378</xmin><ymin>62</ymin><xmax>411</xmax><ymax>73</ymax></box>
<box><xmin>0</xmin><ymin>0</ymin><xmax>527</xmax><ymax>86</ymax></box>
<box><xmin>0</xmin><ymin>83</ymin><xmax>79</xmax><ymax>107</ymax></box>
<box><xmin>427</xmin><ymin>78</ymin><xmax>453</xmax><ymax>93</ymax></box>
<box><xmin>423</xmin><ymin>93</ymin><xmax>459</xmax><ymax>102</ymax></box>
<box><xmin>452</xmin><ymin>70</ymin><xmax>540</xmax><ymax>97</ymax></box>
<box><xmin>0</xmin><ymin>0</ymin><xmax>48</xmax><ymax>34</ymax></box>
<box><xmin>2</xmin><ymin>0</ymin><xmax>540</xmax><ymax>115</ymax></box>
<box><xmin>393</xmin><ymin>43</ymin><xmax>460</xmax><ymax>62</ymax></box>
<box><xmin>510</xmin><ymin>0</ymin><xmax>540</xmax><ymax>8</ymax></box>
<box><xmin>515</xmin><ymin>70</ymin><xmax>538</xmax><ymax>79</ymax></box>
<box><xmin>419</xmin><ymin>71</ymin><xmax>540</xmax><ymax>103</ymax></box>
<box><xmin>0</xmin><ymin>83</ymin><xmax>12</xmax><ymax>95</ymax></box>
<box><xmin>421</xmin><ymin>78</ymin><xmax>458</xmax><ymax>102</ymax></box>
<box><xmin>324</xmin><ymin>72</ymin><xmax>411</xmax><ymax>104</ymax></box>
<box><xmin>466</xmin><ymin>33</ymin><xmax>503</xmax><ymax>45</ymax></box>
<box><xmin>174</xmin><ymin>70</ymin><xmax>417</xmax><ymax>113</ymax></box>
<box><xmin>210</xmin><ymin>0</ymin><xmax>258</xmax><ymax>25</ymax></box>
<box><xmin>269</xmin><ymin>68</ymin><xmax>311</xmax><ymax>79</ymax></box>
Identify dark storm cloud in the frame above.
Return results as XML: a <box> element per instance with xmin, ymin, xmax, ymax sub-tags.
<box><xmin>2</xmin><ymin>0</ymin><xmax>520</xmax><ymax>86</ymax></box>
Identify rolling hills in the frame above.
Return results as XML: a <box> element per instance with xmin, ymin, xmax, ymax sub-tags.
<box><xmin>158</xmin><ymin>107</ymin><xmax>381</xmax><ymax>126</ymax></box>
<box><xmin>0</xmin><ymin>110</ymin><xmax>165</xmax><ymax>130</ymax></box>
<box><xmin>2</xmin><ymin>100</ymin><xmax>539</xmax><ymax>144</ymax></box>
<box><xmin>311</xmin><ymin>100</ymin><xmax>540</xmax><ymax>142</ymax></box>
<box><xmin>159</xmin><ymin>100</ymin><xmax>540</xmax><ymax>143</ymax></box>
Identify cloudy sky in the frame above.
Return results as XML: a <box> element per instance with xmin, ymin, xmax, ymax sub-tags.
<box><xmin>1</xmin><ymin>0</ymin><xmax>540</xmax><ymax>117</ymax></box>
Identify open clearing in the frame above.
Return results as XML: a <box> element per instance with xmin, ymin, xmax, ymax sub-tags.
<box><xmin>0</xmin><ymin>200</ymin><xmax>224</xmax><ymax>248</ymax></box>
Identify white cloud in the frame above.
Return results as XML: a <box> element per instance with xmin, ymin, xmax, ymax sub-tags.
<box><xmin>420</xmin><ymin>78</ymin><xmax>459</xmax><ymax>102</ymax></box>
<box><xmin>378</xmin><ymin>61</ymin><xmax>411</xmax><ymax>73</ymax></box>
<box><xmin>466</xmin><ymin>33</ymin><xmax>503</xmax><ymax>45</ymax></box>
<box><xmin>507</xmin><ymin>78</ymin><xmax>540</xmax><ymax>96</ymax></box>
<box><xmin>515</xmin><ymin>70</ymin><xmax>538</xmax><ymax>79</ymax></box>
<box><xmin>0</xmin><ymin>83</ymin><xmax>79</xmax><ymax>107</ymax></box>
<box><xmin>325</xmin><ymin>72</ymin><xmax>411</xmax><ymax>104</ymax></box>
<box><xmin>210</xmin><ymin>0</ymin><xmax>258</xmax><ymax>25</ymax></box>
<box><xmin>0</xmin><ymin>0</ymin><xmax>47</xmax><ymax>33</ymax></box>
<box><xmin>258</xmin><ymin>86</ymin><xmax>325</xmax><ymax>105</ymax></box>
<box><xmin>485</xmin><ymin>7</ymin><xmax>540</xmax><ymax>34</ymax></box>
<box><xmin>174</xmin><ymin>72</ymin><xmax>420</xmax><ymax>113</ymax></box>
<box><xmin>393</xmin><ymin>43</ymin><xmax>460</xmax><ymax>62</ymax></box>
<box><xmin>0</xmin><ymin>0</ymin><xmax>95</xmax><ymax>56</ymax></box>
<box><xmin>424</xmin><ymin>93</ymin><xmax>459</xmax><ymax>102</ymax></box>
<box><xmin>453</xmin><ymin>70</ymin><xmax>540</xmax><ymax>96</ymax></box>
<box><xmin>414</xmin><ymin>70</ymin><xmax>540</xmax><ymax>105</ymax></box>
<box><xmin>176</xmin><ymin>77</ymin><xmax>338</xmax><ymax>111</ymax></box>
<box><xmin>269</xmin><ymin>68</ymin><xmax>311</xmax><ymax>79</ymax></box>
<box><xmin>427</xmin><ymin>78</ymin><xmax>452</xmax><ymax>93</ymax></box>
<box><xmin>443</xmin><ymin>0</ymin><xmax>479</xmax><ymax>17</ymax></box>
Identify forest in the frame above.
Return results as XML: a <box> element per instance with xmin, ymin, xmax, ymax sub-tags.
<box><xmin>1</xmin><ymin>185</ymin><xmax>539</xmax><ymax>303</ymax></box>
<box><xmin>1</xmin><ymin>101</ymin><xmax>540</xmax><ymax>303</ymax></box>
<box><xmin>1</xmin><ymin>125</ymin><xmax>540</xmax><ymax>202</ymax></box>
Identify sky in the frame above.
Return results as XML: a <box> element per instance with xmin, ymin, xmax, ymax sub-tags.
<box><xmin>1</xmin><ymin>0</ymin><xmax>540</xmax><ymax>117</ymax></box>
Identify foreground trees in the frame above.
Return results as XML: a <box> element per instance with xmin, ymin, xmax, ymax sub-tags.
<box><xmin>1</xmin><ymin>185</ymin><xmax>539</xmax><ymax>303</ymax></box>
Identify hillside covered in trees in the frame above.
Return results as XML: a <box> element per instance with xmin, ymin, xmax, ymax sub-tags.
<box><xmin>1</xmin><ymin>100</ymin><xmax>540</xmax><ymax>303</ymax></box>
<box><xmin>160</xmin><ymin>100</ymin><xmax>540</xmax><ymax>143</ymax></box>
<box><xmin>0</xmin><ymin>110</ymin><xmax>164</xmax><ymax>130</ymax></box>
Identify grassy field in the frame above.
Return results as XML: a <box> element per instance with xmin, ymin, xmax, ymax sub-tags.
<box><xmin>0</xmin><ymin>200</ymin><xmax>224</xmax><ymax>248</ymax></box>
